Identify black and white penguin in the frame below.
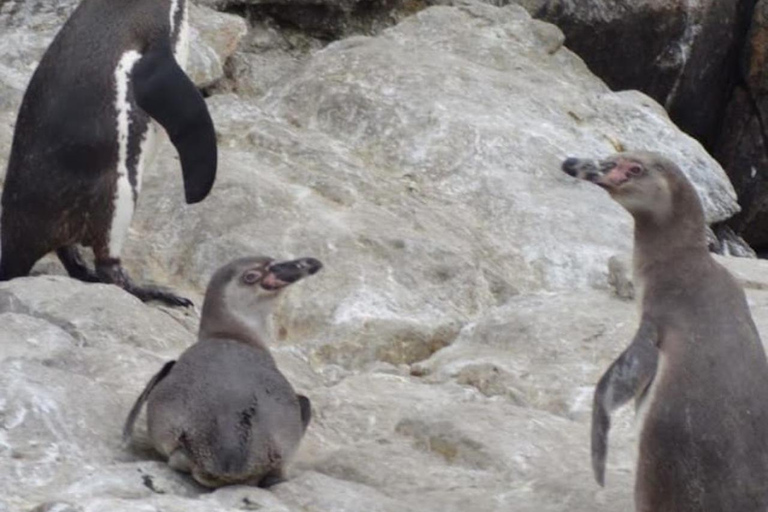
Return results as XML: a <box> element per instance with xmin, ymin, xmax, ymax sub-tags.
<box><xmin>0</xmin><ymin>0</ymin><xmax>217</xmax><ymax>306</ymax></box>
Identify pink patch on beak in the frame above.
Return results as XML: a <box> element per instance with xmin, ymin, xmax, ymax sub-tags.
<box><xmin>261</xmin><ymin>273</ymin><xmax>289</xmax><ymax>290</ymax></box>
<box><xmin>598</xmin><ymin>167</ymin><xmax>630</xmax><ymax>188</ymax></box>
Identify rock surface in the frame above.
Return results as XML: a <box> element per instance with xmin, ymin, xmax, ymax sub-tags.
<box><xmin>0</xmin><ymin>1</ymin><xmax>755</xmax><ymax>511</ymax></box>
<box><xmin>513</xmin><ymin>0</ymin><xmax>768</xmax><ymax>254</ymax></box>
<box><xmin>516</xmin><ymin>0</ymin><xmax>755</xmax><ymax>149</ymax></box>
<box><xmin>715</xmin><ymin>0</ymin><xmax>768</xmax><ymax>252</ymax></box>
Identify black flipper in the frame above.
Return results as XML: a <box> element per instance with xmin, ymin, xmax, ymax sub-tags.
<box><xmin>122</xmin><ymin>361</ymin><xmax>176</xmax><ymax>443</ymax></box>
<box><xmin>592</xmin><ymin>319</ymin><xmax>659</xmax><ymax>486</ymax></box>
<box><xmin>297</xmin><ymin>394</ymin><xmax>312</xmax><ymax>431</ymax></box>
<box><xmin>132</xmin><ymin>41</ymin><xmax>217</xmax><ymax>204</ymax></box>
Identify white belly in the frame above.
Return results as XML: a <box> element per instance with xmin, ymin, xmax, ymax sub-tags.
<box><xmin>108</xmin><ymin>0</ymin><xmax>189</xmax><ymax>258</ymax></box>
<box><xmin>171</xmin><ymin>0</ymin><xmax>190</xmax><ymax>70</ymax></box>
<box><xmin>110</xmin><ymin>50</ymin><xmax>144</xmax><ymax>258</ymax></box>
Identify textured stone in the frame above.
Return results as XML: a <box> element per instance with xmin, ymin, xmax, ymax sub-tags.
<box><xmin>187</xmin><ymin>4</ymin><xmax>248</xmax><ymax>88</ymax></box>
<box><xmin>518</xmin><ymin>0</ymin><xmax>755</xmax><ymax>148</ymax></box>
<box><xmin>0</xmin><ymin>0</ymin><xmax>246</xmax><ymax>97</ymax></box>
<box><xmin>715</xmin><ymin>0</ymin><xmax>768</xmax><ymax>252</ymax></box>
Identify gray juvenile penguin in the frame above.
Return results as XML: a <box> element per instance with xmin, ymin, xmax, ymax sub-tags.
<box><xmin>562</xmin><ymin>151</ymin><xmax>768</xmax><ymax>512</ymax></box>
<box><xmin>0</xmin><ymin>0</ymin><xmax>216</xmax><ymax>306</ymax></box>
<box><xmin>123</xmin><ymin>256</ymin><xmax>322</xmax><ymax>488</ymax></box>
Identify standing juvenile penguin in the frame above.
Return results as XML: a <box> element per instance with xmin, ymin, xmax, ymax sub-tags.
<box><xmin>562</xmin><ymin>151</ymin><xmax>768</xmax><ymax>511</ymax></box>
<box><xmin>0</xmin><ymin>0</ymin><xmax>217</xmax><ymax>306</ymax></box>
<box><xmin>123</xmin><ymin>256</ymin><xmax>322</xmax><ymax>488</ymax></box>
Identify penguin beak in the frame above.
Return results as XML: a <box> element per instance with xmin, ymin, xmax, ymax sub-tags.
<box><xmin>261</xmin><ymin>258</ymin><xmax>323</xmax><ymax>290</ymax></box>
<box><xmin>561</xmin><ymin>157</ymin><xmax>621</xmax><ymax>191</ymax></box>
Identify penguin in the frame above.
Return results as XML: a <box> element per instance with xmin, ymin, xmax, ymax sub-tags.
<box><xmin>123</xmin><ymin>256</ymin><xmax>322</xmax><ymax>488</ymax></box>
<box><xmin>562</xmin><ymin>152</ymin><xmax>768</xmax><ymax>511</ymax></box>
<box><xmin>0</xmin><ymin>0</ymin><xmax>217</xmax><ymax>306</ymax></box>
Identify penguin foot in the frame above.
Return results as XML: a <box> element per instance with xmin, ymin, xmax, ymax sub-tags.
<box><xmin>127</xmin><ymin>284</ymin><xmax>194</xmax><ymax>308</ymax></box>
<box><xmin>57</xmin><ymin>246</ymin><xmax>101</xmax><ymax>282</ymax></box>
<box><xmin>95</xmin><ymin>258</ymin><xmax>193</xmax><ymax>307</ymax></box>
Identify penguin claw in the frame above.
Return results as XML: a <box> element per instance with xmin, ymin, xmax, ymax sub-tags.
<box><xmin>130</xmin><ymin>286</ymin><xmax>194</xmax><ymax>308</ymax></box>
<box><xmin>95</xmin><ymin>259</ymin><xmax>193</xmax><ymax>307</ymax></box>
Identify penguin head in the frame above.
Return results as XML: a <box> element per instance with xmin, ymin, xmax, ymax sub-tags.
<box><xmin>561</xmin><ymin>151</ymin><xmax>702</xmax><ymax>225</ymax></box>
<box><xmin>200</xmin><ymin>256</ymin><xmax>323</xmax><ymax>344</ymax></box>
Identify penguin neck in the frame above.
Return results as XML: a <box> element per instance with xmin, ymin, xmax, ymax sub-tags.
<box><xmin>198</xmin><ymin>297</ymin><xmax>276</xmax><ymax>351</ymax></box>
<box><xmin>632</xmin><ymin>203</ymin><xmax>709</xmax><ymax>284</ymax></box>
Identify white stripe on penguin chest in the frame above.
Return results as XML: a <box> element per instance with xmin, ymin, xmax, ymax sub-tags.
<box><xmin>171</xmin><ymin>0</ymin><xmax>190</xmax><ymax>70</ymax></box>
<box><xmin>109</xmin><ymin>4</ymin><xmax>189</xmax><ymax>258</ymax></box>
<box><xmin>111</xmin><ymin>50</ymin><xmax>144</xmax><ymax>259</ymax></box>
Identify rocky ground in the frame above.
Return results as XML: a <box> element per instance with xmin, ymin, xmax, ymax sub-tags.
<box><xmin>0</xmin><ymin>1</ymin><xmax>764</xmax><ymax>511</ymax></box>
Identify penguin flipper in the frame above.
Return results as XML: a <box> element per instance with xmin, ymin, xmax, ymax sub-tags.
<box><xmin>132</xmin><ymin>42</ymin><xmax>217</xmax><ymax>204</ymax></box>
<box><xmin>297</xmin><ymin>394</ymin><xmax>312</xmax><ymax>431</ymax></box>
<box><xmin>592</xmin><ymin>319</ymin><xmax>658</xmax><ymax>487</ymax></box>
<box><xmin>122</xmin><ymin>360</ymin><xmax>176</xmax><ymax>443</ymax></box>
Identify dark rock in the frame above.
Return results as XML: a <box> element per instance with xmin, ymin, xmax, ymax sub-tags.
<box><xmin>715</xmin><ymin>0</ymin><xmax>768</xmax><ymax>251</ymax></box>
<box><xmin>519</xmin><ymin>0</ymin><xmax>756</xmax><ymax>148</ymax></box>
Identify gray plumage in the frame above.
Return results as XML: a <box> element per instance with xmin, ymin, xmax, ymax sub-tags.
<box><xmin>563</xmin><ymin>152</ymin><xmax>768</xmax><ymax>512</ymax></box>
<box><xmin>123</xmin><ymin>256</ymin><xmax>321</xmax><ymax>488</ymax></box>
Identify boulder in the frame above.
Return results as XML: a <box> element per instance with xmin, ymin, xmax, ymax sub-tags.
<box><xmin>187</xmin><ymin>4</ymin><xmax>248</xmax><ymax>89</ymax></box>
<box><xmin>517</xmin><ymin>0</ymin><xmax>755</xmax><ymax>148</ymax></box>
<box><xmin>715</xmin><ymin>0</ymin><xmax>768</xmax><ymax>252</ymax></box>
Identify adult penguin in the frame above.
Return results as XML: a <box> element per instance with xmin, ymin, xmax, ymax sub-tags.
<box><xmin>0</xmin><ymin>0</ymin><xmax>217</xmax><ymax>306</ymax></box>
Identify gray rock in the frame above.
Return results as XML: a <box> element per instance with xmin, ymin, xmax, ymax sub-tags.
<box><xmin>187</xmin><ymin>4</ymin><xmax>248</xmax><ymax>88</ymax></box>
<box><xmin>211</xmin><ymin>18</ymin><xmax>323</xmax><ymax>98</ymax></box>
<box><xmin>30</xmin><ymin>503</ymin><xmax>83</xmax><ymax>512</ymax></box>
<box><xmin>715</xmin><ymin>0</ymin><xmax>768</xmax><ymax>253</ymax></box>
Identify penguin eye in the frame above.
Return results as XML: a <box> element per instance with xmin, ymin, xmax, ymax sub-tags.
<box><xmin>628</xmin><ymin>165</ymin><xmax>644</xmax><ymax>176</ymax></box>
<box><xmin>242</xmin><ymin>270</ymin><xmax>263</xmax><ymax>285</ymax></box>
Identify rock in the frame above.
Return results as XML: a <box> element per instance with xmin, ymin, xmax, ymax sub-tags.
<box><xmin>709</xmin><ymin>223</ymin><xmax>758</xmax><ymax>257</ymax></box>
<box><xmin>301</xmin><ymin>372</ymin><xmax>635</xmax><ymax>511</ymax></box>
<box><xmin>30</xmin><ymin>504</ymin><xmax>83</xmax><ymax>512</ymax></box>
<box><xmin>518</xmin><ymin>0</ymin><xmax>755</xmax><ymax>149</ymax></box>
<box><xmin>715</xmin><ymin>0</ymin><xmax>768</xmax><ymax>252</ymax></box>
<box><xmin>195</xmin><ymin>0</ymin><xmax>414</xmax><ymax>40</ymax></box>
<box><xmin>211</xmin><ymin>18</ymin><xmax>323</xmax><ymax>98</ymax></box>
<box><xmin>412</xmin><ymin>290</ymin><xmax>639</xmax><ymax>420</ymax></box>
<box><xmin>274</xmin><ymin>471</ymin><xmax>420</xmax><ymax>512</ymax></box>
<box><xmin>187</xmin><ymin>4</ymin><xmax>249</xmax><ymax>88</ymax></box>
